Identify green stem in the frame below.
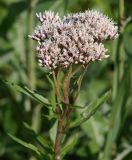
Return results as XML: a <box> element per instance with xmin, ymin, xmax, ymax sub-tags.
<box><xmin>119</xmin><ymin>0</ymin><xmax>125</xmax><ymax>22</ymax></box>
<box><xmin>118</xmin><ymin>0</ymin><xmax>125</xmax><ymax>81</ymax></box>
<box><xmin>113</xmin><ymin>0</ymin><xmax>125</xmax><ymax>100</ymax></box>
<box><xmin>27</xmin><ymin>0</ymin><xmax>41</xmax><ymax>135</ymax></box>
<box><xmin>27</xmin><ymin>0</ymin><xmax>38</xmax><ymax>90</ymax></box>
<box><xmin>104</xmin><ymin>0</ymin><xmax>125</xmax><ymax>159</ymax></box>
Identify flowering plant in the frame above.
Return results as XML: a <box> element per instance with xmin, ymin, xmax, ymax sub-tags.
<box><xmin>30</xmin><ymin>10</ymin><xmax>118</xmax><ymax>70</ymax></box>
<box><xmin>8</xmin><ymin>10</ymin><xmax>118</xmax><ymax>160</ymax></box>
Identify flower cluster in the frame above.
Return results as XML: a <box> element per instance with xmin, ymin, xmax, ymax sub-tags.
<box><xmin>29</xmin><ymin>10</ymin><xmax>118</xmax><ymax>70</ymax></box>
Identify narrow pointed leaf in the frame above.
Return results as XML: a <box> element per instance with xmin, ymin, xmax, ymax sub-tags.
<box><xmin>8</xmin><ymin>134</ymin><xmax>42</xmax><ymax>156</ymax></box>
<box><xmin>70</xmin><ymin>91</ymin><xmax>111</xmax><ymax>128</ymax></box>
<box><xmin>61</xmin><ymin>133</ymin><xmax>79</xmax><ymax>158</ymax></box>
<box><xmin>23</xmin><ymin>122</ymin><xmax>53</xmax><ymax>153</ymax></box>
<box><xmin>49</xmin><ymin>121</ymin><xmax>57</xmax><ymax>144</ymax></box>
<box><xmin>104</xmin><ymin>66</ymin><xmax>131</xmax><ymax>160</ymax></box>
<box><xmin>2</xmin><ymin>80</ymin><xmax>51</xmax><ymax>107</ymax></box>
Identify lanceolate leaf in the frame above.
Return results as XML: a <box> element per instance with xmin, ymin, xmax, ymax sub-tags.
<box><xmin>104</xmin><ymin>64</ymin><xmax>131</xmax><ymax>160</ymax></box>
<box><xmin>61</xmin><ymin>133</ymin><xmax>79</xmax><ymax>158</ymax></box>
<box><xmin>8</xmin><ymin>134</ymin><xmax>51</xmax><ymax>160</ymax></box>
<box><xmin>8</xmin><ymin>134</ymin><xmax>42</xmax><ymax>156</ymax></box>
<box><xmin>23</xmin><ymin>122</ymin><xmax>53</xmax><ymax>153</ymax></box>
<box><xmin>49</xmin><ymin>121</ymin><xmax>57</xmax><ymax>144</ymax></box>
<box><xmin>70</xmin><ymin>91</ymin><xmax>111</xmax><ymax>128</ymax></box>
<box><xmin>2</xmin><ymin>80</ymin><xmax>51</xmax><ymax>107</ymax></box>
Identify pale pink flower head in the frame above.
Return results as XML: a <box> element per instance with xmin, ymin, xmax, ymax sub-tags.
<box><xmin>29</xmin><ymin>10</ymin><xmax>118</xmax><ymax>70</ymax></box>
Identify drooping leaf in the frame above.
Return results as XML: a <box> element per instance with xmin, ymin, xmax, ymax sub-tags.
<box><xmin>8</xmin><ymin>134</ymin><xmax>52</xmax><ymax>160</ymax></box>
<box><xmin>8</xmin><ymin>134</ymin><xmax>42</xmax><ymax>156</ymax></box>
<box><xmin>23</xmin><ymin>122</ymin><xmax>53</xmax><ymax>153</ymax></box>
<box><xmin>2</xmin><ymin>80</ymin><xmax>51</xmax><ymax>107</ymax></box>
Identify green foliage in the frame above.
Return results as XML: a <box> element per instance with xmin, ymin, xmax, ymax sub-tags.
<box><xmin>70</xmin><ymin>91</ymin><xmax>110</xmax><ymax>128</ymax></box>
<box><xmin>0</xmin><ymin>0</ymin><xmax>132</xmax><ymax>160</ymax></box>
<box><xmin>2</xmin><ymin>80</ymin><xmax>51</xmax><ymax>107</ymax></box>
<box><xmin>8</xmin><ymin>134</ymin><xmax>42</xmax><ymax>156</ymax></box>
<box><xmin>61</xmin><ymin>133</ymin><xmax>79</xmax><ymax>158</ymax></box>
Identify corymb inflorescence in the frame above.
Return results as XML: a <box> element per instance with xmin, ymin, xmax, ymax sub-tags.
<box><xmin>29</xmin><ymin>10</ymin><xmax>118</xmax><ymax>70</ymax></box>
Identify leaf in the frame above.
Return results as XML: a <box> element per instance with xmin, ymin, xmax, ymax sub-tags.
<box><xmin>104</xmin><ymin>65</ymin><xmax>131</xmax><ymax>160</ymax></box>
<box><xmin>61</xmin><ymin>133</ymin><xmax>79</xmax><ymax>158</ymax></box>
<box><xmin>23</xmin><ymin>122</ymin><xmax>53</xmax><ymax>153</ymax></box>
<box><xmin>8</xmin><ymin>134</ymin><xmax>42</xmax><ymax>156</ymax></box>
<box><xmin>70</xmin><ymin>91</ymin><xmax>111</xmax><ymax>128</ymax></box>
<box><xmin>49</xmin><ymin>121</ymin><xmax>57</xmax><ymax>144</ymax></box>
<box><xmin>46</xmin><ymin>75</ymin><xmax>56</xmax><ymax>109</ymax></box>
<box><xmin>2</xmin><ymin>80</ymin><xmax>51</xmax><ymax>108</ymax></box>
<box><xmin>81</xmin><ymin>116</ymin><xmax>106</xmax><ymax>154</ymax></box>
<box><xmin>8</xmin><ymin>134</ymin><xmax>52</xmax><ymax>160</ymax></box>
<box><xmin>43</xmin><ymin>113</ymin><xmax>57</xmax><ymax>120</ymax></box>
<box><xmin>67</xmin><ymin>104</ymin><xmax>84</xmax><ymax>109</ymax></box>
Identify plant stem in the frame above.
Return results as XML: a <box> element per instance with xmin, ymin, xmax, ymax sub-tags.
<box><xmin>62</xmin><ymin>66</ymin><xmax>72</xmax><ymax>103</ymax></box>
<box><xmin>27</xmin><ymin>0</ymin><xmax>41</xmax><ymax>135</ymax></box>
<box><xmin>54</xmin><ymin>67</ymin><xmax>73</xmax><ymax>160</ymax></box>
<box><xmin>27</xmin><ymin>0</ymin><xmax>38</xmax><ymax>90</ymax></box>
<box><xmin>54</xmin><ymin>64</ymin><xmax>88</xmax><ymax>159</ymax></box>
<box><xmin>54</xmin><ymin>117</ymin><xmax>63</xmax><ymax>160</ymax></box>
<box><xmin>54</xmin><ymin>104</ymin><xmax>72</xmax><ymax>160</ymax></box>
<box><xmin>104</xmin><ymin>0</ymin><xmax>125</xmax><ymax>159</ymax></box>
<box><xmin>25</xmin><ymin>0</ymin><xmax>38</xmax><ymax>112</ymax></box>
<box><xmin>113</xmin><ymin>0</ymin><xmax>125</xmax><ymax>100</ymax></box>
<box><xmin>73</xmin><ymin>64</ymin><xmax>88</xmax><ymax>103</ymax></box>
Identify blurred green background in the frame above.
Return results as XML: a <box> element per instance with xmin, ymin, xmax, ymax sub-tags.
<box><xmin>0</xmin><ymin>0</ymin><xmax>132</xmax><ymax>160</ymax></box>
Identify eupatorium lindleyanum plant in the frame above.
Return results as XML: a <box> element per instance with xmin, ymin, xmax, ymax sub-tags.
<box><xmin>8</xmin><ymin>10</ymin><xmax>118</xmax><ymax>160</ymax></box>
<box><xmin>30</xmin><ymin>10</ymin><xmax>118</xmax><ymax>160</ymax></box>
